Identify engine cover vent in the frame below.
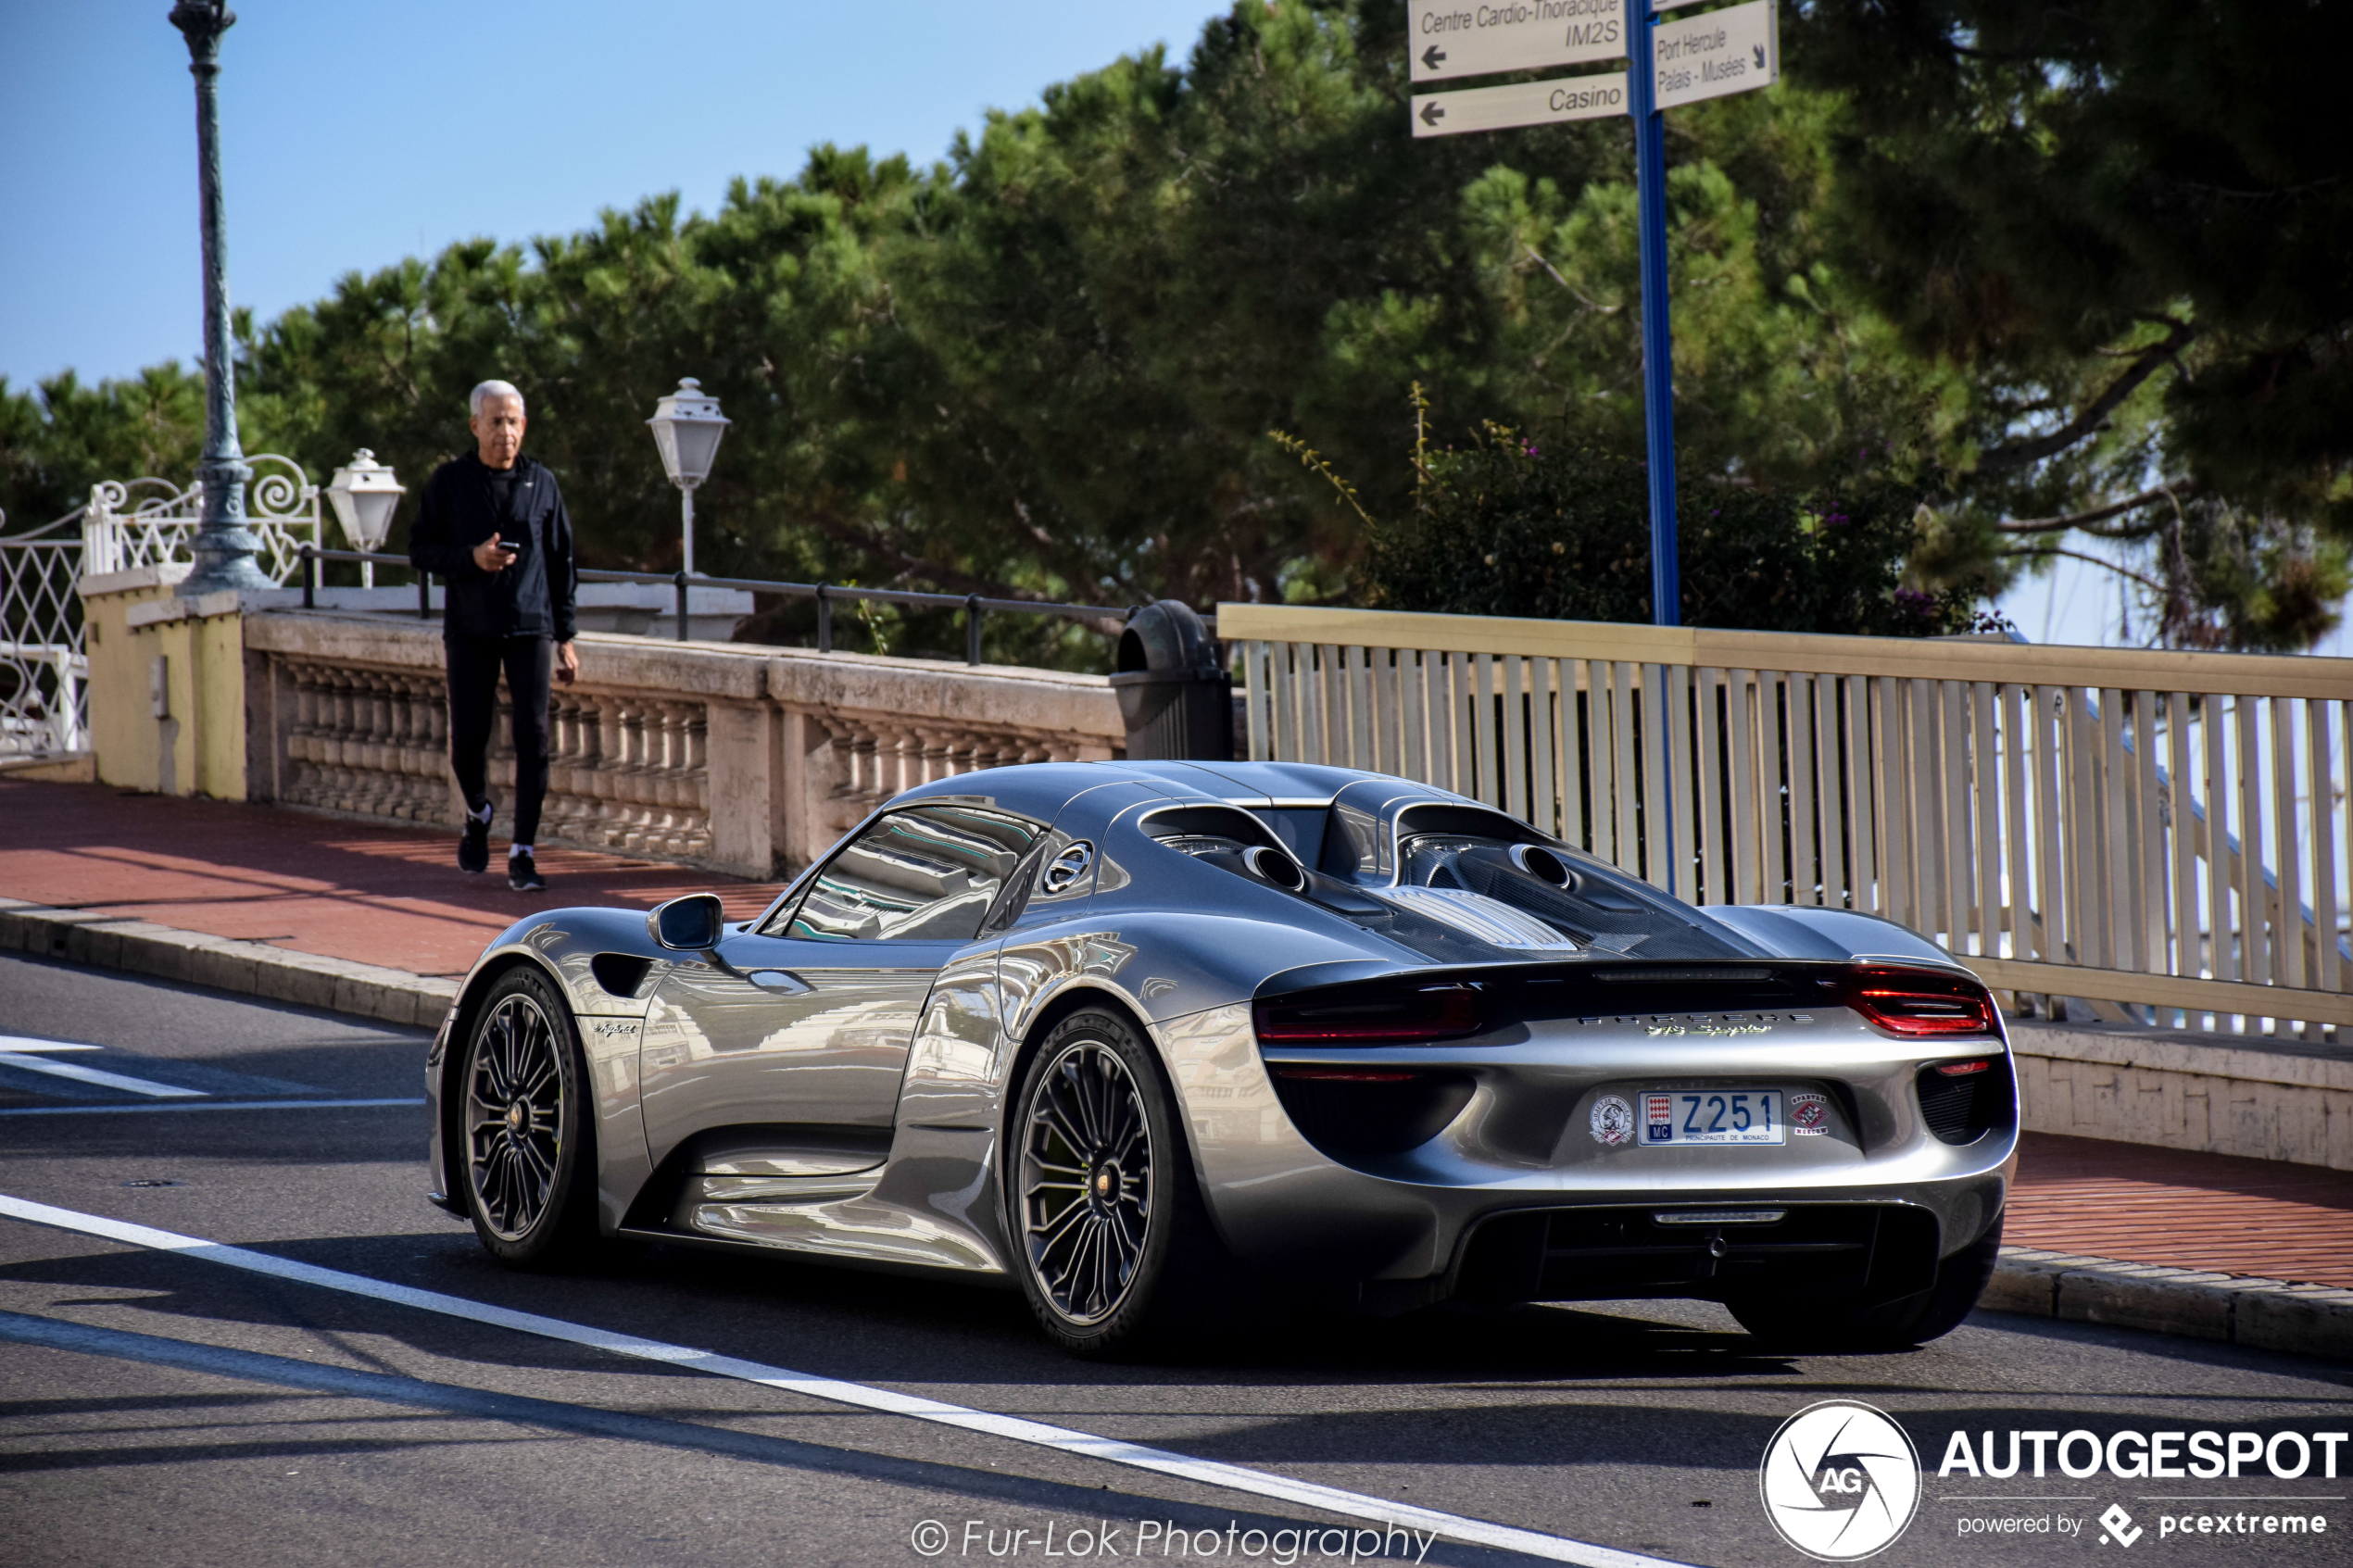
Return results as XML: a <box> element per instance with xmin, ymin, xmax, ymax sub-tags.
<box><xmin>1376</xmin><ymin>885</ymin><xmax>1579</xmax><ymax>950</ymax></box>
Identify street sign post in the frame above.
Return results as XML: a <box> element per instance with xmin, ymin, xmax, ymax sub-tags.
<box><xmin>1626</xmin><ymin>0</ymin><xmax>1680</xmax><ymax>628</ymax></box>
<box><xmin>1410</xmin><ymin>71</ymin><xmax>1628</xmax><ymax>138</ymax></box>
<box><xmin>1408</xmin><ymin>1</ymin><xmax>1625</xmax><ymax>83</ymax></box>
<box><xmin>1407</xmin><ymin>0</ymin><xmax>1779</xmax><ymax>628</ymax></box>
<box><xmin>1655</xmin><ymin>0</ymin><xmax>1778</xmax><ymax>110</ymax></box>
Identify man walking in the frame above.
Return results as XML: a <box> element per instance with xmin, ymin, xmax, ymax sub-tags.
<box><xmin>409</xmin><ymin>380</ymin><xmax>578</xmax><ymax>892</ymax></box>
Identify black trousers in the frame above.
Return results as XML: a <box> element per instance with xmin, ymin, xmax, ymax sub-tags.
<box><xmin>445</xmin><ymin>633</ymin><xmax>552</xmax><ymax>845</ymax></box>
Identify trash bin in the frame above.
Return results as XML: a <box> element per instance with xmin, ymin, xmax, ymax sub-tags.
<box><xmin>1111</xmin><ymin>599</ymin><xmax>1231</xmax><ymax>760</ymax></box>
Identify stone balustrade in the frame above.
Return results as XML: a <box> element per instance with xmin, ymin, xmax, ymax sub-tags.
<box><xmin>242</xmin><ymin>609</ymin><xmax>1123</xmax><ymax>878</ymax></box>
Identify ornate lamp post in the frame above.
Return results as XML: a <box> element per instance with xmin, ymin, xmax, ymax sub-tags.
<box><xmin>169</xmin><ymin>1</ymin><xmax>269</xmax><ymax>594</ymax></box>
<box><xmin>646</xmin><ymin>378</ymin><xmax>729</xmax><ymax>575</ymax></box>
<box><xmin>324</xmin><ymin>450</ymin><xmax>404</xmax><ymax>588</ymax></box>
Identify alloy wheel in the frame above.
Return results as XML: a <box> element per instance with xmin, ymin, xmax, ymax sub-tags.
<box><xmin>1019</xmin><ymin>1039</ymin><xmax>1153</xmax><ymax>1324</ymax></box>
<box><xmin>465</xmin><ymin>993</ymin><xmax>565</xmax><ymax>1240</ymax></box>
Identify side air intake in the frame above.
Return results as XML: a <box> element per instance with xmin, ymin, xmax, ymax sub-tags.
<box><xmin>1914</xmin><ymin>1055</ymin><xmax>2015</xmax><ymax>1145</ymax></box>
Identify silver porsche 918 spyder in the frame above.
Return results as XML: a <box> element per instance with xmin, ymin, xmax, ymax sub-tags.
<box><xmin>426</xmin><ymin>760</ymin><xmax>2018</xmax><ymax>1357</ymax></box>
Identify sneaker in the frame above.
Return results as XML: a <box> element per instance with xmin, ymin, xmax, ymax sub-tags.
<box><xmin>459</xmin><ymin>813</ymin><xmax>490</xmax><ymax>873</ymax></box>
<box><xmin>508</xmin><ymin>848</ymin><xmax>547</xmax><ymax>893</ymax></box>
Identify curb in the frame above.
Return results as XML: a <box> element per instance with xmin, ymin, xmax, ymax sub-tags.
<box><xmin>0</xmin><ymin>896</ymin><xmax>456</xmax><ymax>1030</ymax></box>
<box><xmin>1986</xmin><ymin>1246</ymin><xmax>2353</xmax><ymax>1361</ymax></box>
<box><xmin>3</xmin><ymin>895</ymin><xmax>2347</xmax><ymax>1361</ymax></box>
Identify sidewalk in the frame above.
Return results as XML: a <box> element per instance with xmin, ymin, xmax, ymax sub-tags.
<box><xmin>2007</xmin><ymin>1132</ymin><xmax>2351</xmax><ymax>1289</ymax></box>
<box><xmin>3</xmin><ymin>778</ymin><xmax>2347</xmax><ymax>1355</ymax></box>
<box><xmin>0</xmin><ymin>778</ymin><xmax>770</xmax><ymax>978</ymax></box>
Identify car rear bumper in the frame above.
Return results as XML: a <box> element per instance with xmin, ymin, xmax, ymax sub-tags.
<box><xmin>1153</xmin><ymin>1002</ymin><xmax>2016</xmax><ymax>1297</ymax></box>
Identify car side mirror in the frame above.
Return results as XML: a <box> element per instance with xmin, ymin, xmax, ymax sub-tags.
<box><xmin>648</xmin><ymin>893</ymin><xmax>725</xmax><ymax>951</ymax></box>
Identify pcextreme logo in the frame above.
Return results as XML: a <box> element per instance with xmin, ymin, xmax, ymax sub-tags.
<box><xmin>1759</xmin><ymin>1400</ymin><xmax>1923</xmax><ymax>1562</ymax></box>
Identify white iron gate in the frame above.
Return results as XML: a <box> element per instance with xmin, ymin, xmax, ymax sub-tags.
<box><xmin>0</xmin><ymin>510</ymin><xmax>87</xmax><ymax>755</ymax></box>
<box><xmin>0</xmin><ymin>456</ymin><xmax>320</xmax><ymax>756</ymax></box>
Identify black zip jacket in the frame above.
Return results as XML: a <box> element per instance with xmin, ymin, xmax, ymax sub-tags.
<box><xmin>409</xmin><ymin>452</ymin><xmax>577</xmax><ymax>641</ymax></box>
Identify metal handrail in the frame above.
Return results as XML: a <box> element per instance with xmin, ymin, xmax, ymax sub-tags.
<box><xmin>294</xmin><ymin>545</ymin><xmax>1161</xmax><ymax>665</ymax></box>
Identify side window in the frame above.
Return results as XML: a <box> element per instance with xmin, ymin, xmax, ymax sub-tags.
<box><xmin>777</xmin><ymin>805</ymin><xmax>1043</xmax><ymax>943</ymax></box>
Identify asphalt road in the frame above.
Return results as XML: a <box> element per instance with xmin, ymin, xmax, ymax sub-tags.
<box><xmin>0</xmin><ymin>950</ymin><xmax>2345</xmax><ymax>1568</ymax></box>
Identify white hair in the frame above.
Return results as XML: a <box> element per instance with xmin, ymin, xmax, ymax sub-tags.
<box><xmin>469</xmin><ymin>380</ymin><xmax>525</xmax><ymax>419</ymax></box>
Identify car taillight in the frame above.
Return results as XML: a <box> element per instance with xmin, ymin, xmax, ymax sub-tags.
<box><xmin>1252</xmin><ymin>983</ymin><xmax>1482</xmax><ymax>1044</ymax></box>
<box><xmin>1827</xmin><ymin>965</ymin><xmax>1997</xmax><ymax>1037</ymax></box>
<box><xmin>1933</xmin><ymin>1059</ymin><xmax>1994</xmax><ymax>1076</ymax></box>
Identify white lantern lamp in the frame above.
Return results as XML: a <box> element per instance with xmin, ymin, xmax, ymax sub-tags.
<box><xmin>646</xmin><ymin>377</ymin><xmax>729</xmax><ymax>575</ymax></box>
<box><xmin>324</xmin><ymin>448</ymin><xmax>404</xmax><ymax>588</ymax></box>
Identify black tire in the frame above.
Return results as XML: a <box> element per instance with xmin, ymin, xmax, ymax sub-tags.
<box><xmin>458</xmin><ymin>966</ymin><xmax>601</xmax><ymax>1269</ymax></box>
<box><xmin>1730</xmin><ymin>1213</ymin><xmax>2004</xmax><ymax>1352</ymax></box>
<box><xmin>1005</xmin><ymin>1007</ymin><xmax>1240</xmax><ymax>1359</ymax></box>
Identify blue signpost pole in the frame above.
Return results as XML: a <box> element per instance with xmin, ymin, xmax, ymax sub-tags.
<box><xmin>1626</xmin><ymin>0</ymin><xmax>1679</xmax><ymax>630</ymax></box>
<box><xmin>1625</xmin><ymin>0</ymin><xmax>1680</xmax><ymax>885</ymax></box>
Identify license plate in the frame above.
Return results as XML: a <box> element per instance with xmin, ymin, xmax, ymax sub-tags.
<box><xmin>1642</xmin><ymin>1089</ymin><xmax>1784</xmax><ymax>1146</ymax></box>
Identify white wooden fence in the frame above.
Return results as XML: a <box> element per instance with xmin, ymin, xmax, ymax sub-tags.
<box><xmin>1223</xmin><ymin>604</ymin><xmax>2353</xmax><ymax>1037</ymax></box>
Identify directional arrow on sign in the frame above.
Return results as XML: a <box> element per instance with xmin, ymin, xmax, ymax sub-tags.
<box><xmin>1422</xmin><ymin>44</ymin><xmax>1447</xmax><ymax>71</ymax></box>
<box><xmin>1419</xmin><ymin>100</ymin><xmax>1445</xmax><ymax>126</ymax></box>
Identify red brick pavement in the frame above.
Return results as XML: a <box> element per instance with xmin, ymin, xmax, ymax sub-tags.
<box><xmin>0</xmin><ymin>779</ymin><xmax>769</xmax><ymax>977</ymax></box>
<box><xmin>4</xmin><ymin>779</ymin><xmax>2348</xmax><ymax>1290</ymax></box>
<box><xmin>2007</xmin><ymin>1131</ymin><xmax>2353</xmax><ymax>1289</ymax></box>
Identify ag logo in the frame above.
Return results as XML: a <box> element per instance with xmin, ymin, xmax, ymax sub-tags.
<box><xmin>1758</xmin><ymin>1399</ymin><xmax>1921</xmax><ymax>1561</ymax></box>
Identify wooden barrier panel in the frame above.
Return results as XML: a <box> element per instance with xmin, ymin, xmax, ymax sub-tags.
<box><xmin>1225</xmin><ymin>603</ymin><xmax>2352</xmax><ymax>1038</ymax></box>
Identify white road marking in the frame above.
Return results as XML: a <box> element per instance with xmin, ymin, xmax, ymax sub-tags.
<box><xmin>0</xmin><ymin>1051</ymin><xmax>202</xmax><ymax>1098</ymax></box>
<box><xmin>0</xmin><ymin>1098</ymin><xmax>423</xmax><ymax>1118</ymax></box>
<box><xmin>0</xmin><ymin>1036</ymin><xmax>102</xmax><ymax>1052</ymax></box>
<box><xmin>0</xmin><ymin>1193</ymin><xmax>1691</xmax><ymax>1568</ymax></box>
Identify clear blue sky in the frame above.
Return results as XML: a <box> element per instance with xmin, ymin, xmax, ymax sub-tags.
<box><xmin>0</xmin><ymin>1</ymin><xmax>1232</xmax><ymax>390</ymax></box>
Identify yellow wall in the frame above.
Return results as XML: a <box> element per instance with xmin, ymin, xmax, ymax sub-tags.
<box><xmin>80</xmin><ymin>568</ymin><xmax>246</xmax><ymax>801</ymax></box>
<box><xmin>190</xmin><ymin>604</ymin><xmax>245</xmax><ymax>799</ymax></box>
